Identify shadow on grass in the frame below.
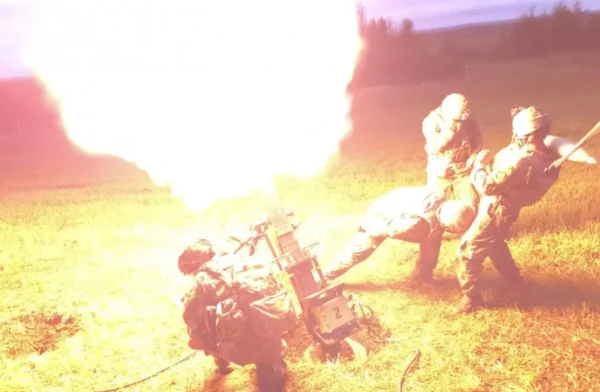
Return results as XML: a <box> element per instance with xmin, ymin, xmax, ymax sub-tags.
<box><xmin>344</xmin><ymin>274</ymin><xmax>600</xmax><ymax>313</ymax></box>
<box><xmin>344</xmin><ymin>277</ymin><xmax>460</xmax><ymax>302</ymax></box>
<box><xmin>486</xmin><ymin>276</ymin><xmax>600</xmax><ymax>312</ymax></box>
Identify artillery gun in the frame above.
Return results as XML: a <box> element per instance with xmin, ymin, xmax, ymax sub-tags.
<box><xmin>227</xmin><ymin>210</ymin><xmax>365</xmax><ymax>360</ymax></box>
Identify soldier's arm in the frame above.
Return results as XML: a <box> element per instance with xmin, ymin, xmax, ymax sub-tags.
<box><xmin>422</xmin><ymin>112</ymin><xmax>455</xmax><ymax>153</ymax></box>
<box><xmin>463</xmin><ymin>121</ymin><xmax>483</xmax><ymax>168</ymax></box>
<box><xmin>468</xmin><ymin>121</ymin><xmax>483</xmax><ymax>153</ymax></box>
<box><xmin>471</xmin><ymin>154</ymin><xmax>529</xmax><ymax>196</ymax></box>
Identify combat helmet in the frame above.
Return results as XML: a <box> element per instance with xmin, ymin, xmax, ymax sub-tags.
<box><xmin>511</xmin><ymin>106</ymin><xmax>551</xmax><ymax>138</ymax></box>
<box><xmin>438</xmin><ymin>200</ymin><xmax>476</xmax><ymax>234</ymax></box>
<box><xmin>441</xmin><ymin>93</ymin><xmax>470</xmax><ymax>121</ymax></box>
<box><xmin>178</xmin><ymin>238</ymin><xmax>215</xmax><ymax>275</ymax></box>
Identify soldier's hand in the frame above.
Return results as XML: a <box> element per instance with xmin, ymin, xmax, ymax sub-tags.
<box><xmin>474</xmin><ymin>149</ymin><xmax>493</xmax><ymax>168</ymax></box>
<box><xmin>437</xmin><ymin>125</ymin><xmax>456</xmax><ymax>151</ymax></box>
<box><xmin>470</xmin><ymin>167</ymin><xmax>487</xmax><ymax>193</ymax></box>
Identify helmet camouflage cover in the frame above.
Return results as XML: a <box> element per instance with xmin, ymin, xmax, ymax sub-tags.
<box><xmin>178</xmin><ymin>238</ymin><xmax>215</xmax><ymax>275</ymax></box>
<box><xmin>511</xmin><ymin>106</ymin><xmax>551</xmax><ymax>138</ymax></box>
<box><xmin>441</xmin><ymin>93</ymin><xmax>470</xmax><ymax>121</ymax></box>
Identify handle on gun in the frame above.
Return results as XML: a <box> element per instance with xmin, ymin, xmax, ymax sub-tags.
<box><xmin>546</xmin><ymin>121</ymin><xmax>600</xmax><ymax>172</ymax></box>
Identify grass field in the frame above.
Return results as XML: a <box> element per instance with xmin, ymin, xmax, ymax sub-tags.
<box><xmin>2</xmin><ymin>50</ymin><xmax>600</xmax><ymax>392</ymax></box>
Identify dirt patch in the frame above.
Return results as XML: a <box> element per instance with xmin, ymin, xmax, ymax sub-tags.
<box><xmin>0</xmin><ymin>312</ymin><xmax>81</xmax><ymax>358</ymax></box>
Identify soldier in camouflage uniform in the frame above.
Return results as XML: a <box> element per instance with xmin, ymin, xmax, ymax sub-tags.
<box><xmin>322</xmin><ymin>186</ymin><xmax>476</xmax><ymax>283</ymax></box>
<box><xmin>423</xmin><ymin>93</ymin><xmax>483</xmax><ymax>209</ymax></box>
<box><xmin>455</xmin><ymin>106</ymin><xmax>562</xmax><ymax>314</ymax></box>
<box><xmin>178</xmin><ymin>238</ymin><xmax>294</xmax><ymax>392</ymax></box>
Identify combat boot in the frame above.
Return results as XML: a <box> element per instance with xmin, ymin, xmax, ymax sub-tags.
<box><xmin>256</xmin><ymin>359</ymin><xmax>287</xmax><ymax>392</ymax></box>
<box><xmin>455</xmin><ymin>295</ymin><xmax>485</xmax><ymax>314</ymax></box>
<box><xmin>214</xmin><ymin>356</ymin><xmax>234</xmax><ymax>375</ymax></box>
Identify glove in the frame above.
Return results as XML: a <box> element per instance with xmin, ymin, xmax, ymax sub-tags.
<box><xmin>473</xmin><ymin>149</ymin><xmax>493</xmax><ymax>170</ymax></box>
<box><xmin>470</xmin><ymin>167</ymin><xmax>487</xmax><ymax>193</ymax></box>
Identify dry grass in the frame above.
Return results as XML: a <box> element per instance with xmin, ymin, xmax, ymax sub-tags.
<box><xmin>1</xmin><ymin>312</ymin><xmax>81</xmax><ymax>359</ymax></box>
<box><xmin>1</xmin><ymin>51</ymin><xmax>600</xmax><ymax>392</ymax></box>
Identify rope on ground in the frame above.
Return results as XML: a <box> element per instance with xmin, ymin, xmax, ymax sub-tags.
<box><xmin>351</xmin><ymin>298</ymin><xmax>422</xmax><ymax>391</ymax></box>
<box><xmin>93</xmin><ymin>350</ymin><xmax>199</xmax><ymax>392</ymax></box>
<box><xmin>399</xmin><ymin>349</ymin><xmax>421</xmax><ymax>392</ymax></box>
<box><xmin>354</xmin><ymin>299</ymin><xmax>401</xmax><ymax>344</ymax></box>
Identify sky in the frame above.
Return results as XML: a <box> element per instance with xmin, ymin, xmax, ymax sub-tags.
<box><xmin>1</xmin><ymin>0</ymin><xmax>600</xmax><ymax>79</ymax></box>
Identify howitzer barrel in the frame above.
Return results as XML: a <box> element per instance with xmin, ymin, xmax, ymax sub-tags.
<box><xmin>277</xmin><ymin>228</ymin><xmax>306</xmax><ymax>262</ymax></box>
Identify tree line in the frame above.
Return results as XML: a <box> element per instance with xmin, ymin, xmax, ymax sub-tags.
<box><xmin>350</xmin><ymin>0</ymin><xmax>600</xmax><ymax>89</ymax></box>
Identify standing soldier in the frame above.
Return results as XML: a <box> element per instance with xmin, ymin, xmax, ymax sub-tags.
<box><xmin>423</xmin><ymin>93</ymin><xmax>483</xmax><ymax>208</ymax></box>
<box><xmin>322</xmin><ymin>186</ymin><xmax>476</xmax><ymax>283</ymax></box>
<box><xmin>178</xmin><ymin>238</ymin><xmax>296</xmax><ymax>391</ymax></box>
<box><xmin>455</xmin><ymin>106</ymin><xmax>561</xmax><ymax>314</ymax></box>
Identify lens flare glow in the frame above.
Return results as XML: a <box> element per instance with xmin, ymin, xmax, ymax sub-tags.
<box><xmin>24</xmin><ymin>0</ymin><xmax>361</xmax><ymax>211</ymax></box>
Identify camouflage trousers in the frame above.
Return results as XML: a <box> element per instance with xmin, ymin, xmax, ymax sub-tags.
<box><xmin>190</xmin><ymin>307</ymin><xmax>288</xmax><ymax>370</ymax></box>
<box><xmin>206</xmin><ymin>336</ymin><xmax>287</xmax><ymax>391</ymax></box>
<box><xmin>427</xmin><ymin>172</ymin><xmax>479</xmax><ymax>209</ymax></box>
<box><xmin>322</xmin><ymin>216</ymin><xmax>444</xmax><ymax>281</ymax></box>
<box><xmin>256</xmin><ymin>359</ymin><xmax>287</xmax><ymax>392</ymax></box>
<box><xmin>212</xmin><ymin>356</ymin><xmax>287</xmax><ymax>392</ymax></box>
<box><xmin>455</xmin><ymin>196</ymin><xmax>521</xmax><ymax>299</ymax></box>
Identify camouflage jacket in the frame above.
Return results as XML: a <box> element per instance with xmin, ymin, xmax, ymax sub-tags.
<box><xmin>181</xmin><ymin>254</ymin><xmax>295</xmax><ymax>366</ymax></box>
<box><xmin>471</xmin><ymin>142</ymin><xmax>561</xmax><ymax>210</ymax></box>
<box><xmin>423</xmin><ymin>107</ymin><xmax>483</xmax><ymax>179</ymax></box>
<box><xmin>361</xmin><ymin>186</ymin><xmax>446</xmax><ymax>243</ymax></box>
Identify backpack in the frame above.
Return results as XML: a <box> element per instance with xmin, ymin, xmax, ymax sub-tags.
<box><xmin>187</xmin><ymin>254</ymin><xmax>298</xmax><ymax>346</ymax></box>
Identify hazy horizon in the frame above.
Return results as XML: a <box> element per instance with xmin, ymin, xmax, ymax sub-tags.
<box><xmin>1</xmin><ymin>0</ymin><xmax>600</xmax><ymax>79</ymax></box>
<box><xmin>362</xmin><ymin>0</ymin><xmax>600</xmax><ymax>28</ymax></box>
